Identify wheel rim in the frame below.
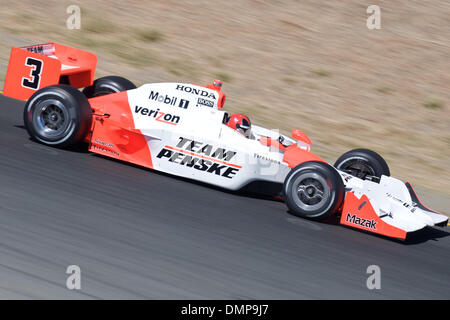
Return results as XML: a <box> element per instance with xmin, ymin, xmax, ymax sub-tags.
<box><xmin>336</xmin><ymin>157</ymin><xmax>375</xmax><ymax>179</ymax></box>
<box><xmin>291</xmin><ymin>172</ymin><xmax>331</xmax><ymax>211</ymax></box>
<box><xmin>33</xmin><ymin>99</ymin><xmax>70</xmax><ymax>139</ymax></box>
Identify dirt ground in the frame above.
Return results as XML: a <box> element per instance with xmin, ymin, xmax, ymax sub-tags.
<box><xmin>0</xmin><ymin>0</ymin><xmax>449</xmax><ymax>196</ymax></box>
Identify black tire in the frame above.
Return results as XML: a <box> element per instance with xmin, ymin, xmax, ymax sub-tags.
<box><xmin>334</xmin><ymin>148</ymin><xmax>390</xmax><ymax>180</ymax></box>
<box><xmin>82</xmin><ymin>76</ymin><xmax>136</xmax><ymax>98</ymax></box>
<box><xmin>23</xmin><ymin>85</ymin><xmax>92</xmax><ymax>148</ymax></box>
<box><xmin>283</xmin><ymin>161</ymin><xmax>345</xmax><ymax>220</ymax></box>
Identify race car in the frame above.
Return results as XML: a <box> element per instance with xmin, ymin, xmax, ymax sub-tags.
<box><xmin>2</xmin><ymin>42</ymin><xmax>448</xmax><ymax>240</ymax></box>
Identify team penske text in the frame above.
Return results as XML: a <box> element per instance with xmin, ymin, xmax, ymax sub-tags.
<box><xmin>156</xmin><ymin>137</ymin><xmax>240</xmax><ymax>178</ymax></box>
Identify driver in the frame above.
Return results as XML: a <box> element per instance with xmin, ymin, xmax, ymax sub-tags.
<box><xmin>226</xmin><ymin>113</ymin><xmax>252</xmax><ymax>138</ymax></box>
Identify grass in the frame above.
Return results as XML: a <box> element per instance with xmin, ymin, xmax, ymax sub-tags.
<box><xmin>303</xmin><ymin>81</ymin><xmax>319</xmax><ymax>90</ymax></box>
<box><xmin>2</xmin><ymin>12</ymin><xmax>37</xmax><ymax>34</ymax></box>
<box><xmin>214</xmin><ymin>72</ymin><xmax>232</xmax><ymax>83</ymax></box>
<box><xmin>83</xmin><ymin>17</ymin><xmax>115</xmax><ymax>34</ymax></box>
<box><xmin>111</xmin><ymin>45</ymin><xmax>155</xmax><ymax>67</ymax></box>
<box><xmin>375</xmin><ymin>85</ymin><xmax>393</xmax><ymax>94</ymax></box>
<box><xmin>164</xmin><ymin>59</ymin><xmax>197</xmax><ymax>77</ymax></box>
<box><xmin>69</xmin><ymin>35</ymin><xmax>99</xmax><ymax>48</ymax></box>
<box><xmin>205</xmin><ymin>55</ymin><xmax>225</xmax><ymax>68</ymax></box>
<box><xmin>423</xmin><ymin>98</ymin><xmax>444</xmax><ymax>110</ymax></box>
<box><xmin>67</xmin><ymin>34</ymin><xmax>155</xmax><ymax>67</ymax></box>
<box><xmin>282</xmin><ymin>77</ymin><xmax>298</xmax><ymax>85</ymax></box>
<box><xmin>0</xmin><ymin>72</ymin><xmax>4</xmax><ymax>90</ymax></box>
<box><xmin>311</xmin><ymin>69</ymin><xmax>331</xmax><ymax>77</ymax></box>
<box><xmin>11</xmin><ymin>12</ymin><xmax>35</xmax><ymax>24</ymax></box>
<box><xmin>135</xmin><ymin>28</ymin><xmax>164</xmax><ymax>42</ymax></box>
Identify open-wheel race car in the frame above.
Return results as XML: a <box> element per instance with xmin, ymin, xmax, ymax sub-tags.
<box><xmin>2</xmin><ymin>42</ymin><xmax>448</xmax><ymax>240</ymax></box>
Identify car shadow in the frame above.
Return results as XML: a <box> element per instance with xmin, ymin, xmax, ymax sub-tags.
<box><xmin>90</xmin><ymin>151</ymin><xmax>285</xmax><ymax>200</ymax></box>
<box><xmin>15</xmin><ymin>124</ymin><xmax>91</xmax><ymax>154</ymax></box>
<box><xmin>319</xmin><ymin>213</ymin><xmax>450</xmax><ymax>244</ymax></box>
<box><xmin>86</xmin><ymin>151</ymin><xmax>450</xmax><ymax>245</ymax></box>
<box><xmin>402</xmin><ymin>227</ymin><xmax>450</xmax><ymax>245</ymax></box>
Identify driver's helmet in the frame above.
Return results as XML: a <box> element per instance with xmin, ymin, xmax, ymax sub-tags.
<box><xmin>227</xmin><ymin>113</ymin><xmax>252</xmax><ymax>138</ymax></box>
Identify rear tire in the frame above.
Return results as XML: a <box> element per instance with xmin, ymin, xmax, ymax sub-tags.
<box><xmin>83</xmin><ymin>76</ymin><xmax>136</xmax><ymax>98</ymax></box>
<box><xmin>283</xmin><ymin>161</ymin><xmax>345</xmax><ymax>220</ymax></box>
<box><xmin>334</xmin><ymin>148</ymin><xmax>390</xmax><ymax>180</ymax></box>
<box><xmin>23</xmin><ymin>85</ymin><xmax>92</xmax><ymax>148</ymax></box>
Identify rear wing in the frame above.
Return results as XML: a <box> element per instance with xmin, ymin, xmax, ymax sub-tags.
<box><xmin>3</xmin><ymin>42</ymin><xmax>97</xmax><ymax>101</ymax></box>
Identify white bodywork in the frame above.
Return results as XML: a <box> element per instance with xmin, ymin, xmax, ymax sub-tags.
<box><xmin>126</xmin><ymin>83</ymin><xmax>293</xmax><ymax>190</ymax></box>
<box><xmin>123</xmin><ymin>82</ymin><xmax>447</xmax><ymax>235</ymax></box>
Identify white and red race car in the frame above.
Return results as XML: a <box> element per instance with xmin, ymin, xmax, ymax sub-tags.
<box><xmin>3</xmin><ymin>42</ymin><xmax>448</xmax><ymax>240</ymax></box>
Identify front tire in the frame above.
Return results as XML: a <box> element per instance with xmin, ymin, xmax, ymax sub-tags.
<box><xmin>334</xmin><ymin>148</ymin><xmax>390</xmax><ymax>180</ymax></box>
<box><xmin>23</xmin><ymin>85</ymin><xmax>92</xmax><ymax>148</ymax></box>
<box><xmin>283</xmin><ymin>161</ymin><xmax>345</xmax><ymax>220</ymax></box>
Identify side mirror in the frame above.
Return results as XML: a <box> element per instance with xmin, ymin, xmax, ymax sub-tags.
<box><xmin>292</xmin><ymin>129</ymin><xmax>311</xmax><ymax>151</ymax></box>
<box><xmin>292</xmin><ymin>129</ymin><xmax>311</xmax><ymax>145</ymax></box>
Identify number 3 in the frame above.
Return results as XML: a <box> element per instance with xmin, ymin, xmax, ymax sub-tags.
<box><xmin>22</xmin><ymin>57</ymin><xmax>43</xmax><ymax>90</ymax></box>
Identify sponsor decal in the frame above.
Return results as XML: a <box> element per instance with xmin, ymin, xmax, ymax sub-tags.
<box><xmin>196</xmin><ymin>97</ymin><xmax>214</xmax><ymax>108</ymax></box>
<box><xmin>149</xmin><ymin>90</ymin><xmax>190</xmax><ymax>109</ymax></box>
<box><xmin>178</xmin><ymin>99</ymin><xmax>190</xmax><ymax>109</ymax></box>
<box><xmin>387</xmin><ymin>193</ymin><xmax>415</xmax><ymax>212</ymax></box>
<box><xmin>253</xmin><ymin>153</ymin><xmax>281</xmax><ymax>165</ymax></box>
<box><xmin>92</xmin><ymin>139</ymin><xmax>120</xmax><ymax>157</ymax></box>
<box><xmin>135</xmin><ymin>105</ymin><xmax>180</xmax><ymax>125</ymax></box>
<box><xmin>94</xmin><ymin>139</ymin><xmax>114</xmax><ymax>148</ymax></box>
<box><xmin>342</xmin><ymin>173</ymin><xmax>353</xmax><ymax>182</ymax></box>
<box><xmin>176</xmin><ymin>84</ymin><xmax>216</xmax><ymax>100</ymax></box>
<box><xmin>25</xmin><ymin>45</ymin><xmax>45</xmax><ymax>54</ymax></box>
<box><xmin>156</xmin><ymin>137</ymin><xmax>240</xmax><ymax>179</ymax></box>
<box><xmin>345</xmin><ymin>213</ymin><xmax>377</xmax><ymax>230</ymax></box>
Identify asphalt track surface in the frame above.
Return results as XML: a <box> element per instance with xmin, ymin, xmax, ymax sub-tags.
<box><xmin>0</xmin><ymin>94</ymin><xmax>449</xmax><ymax>299</ymax></box>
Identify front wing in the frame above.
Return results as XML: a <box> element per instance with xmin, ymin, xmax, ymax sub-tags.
<box><xmin>339</xmin><ymin>174</ymin><xmax>448</xmax><ymax>240</ymax></box>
